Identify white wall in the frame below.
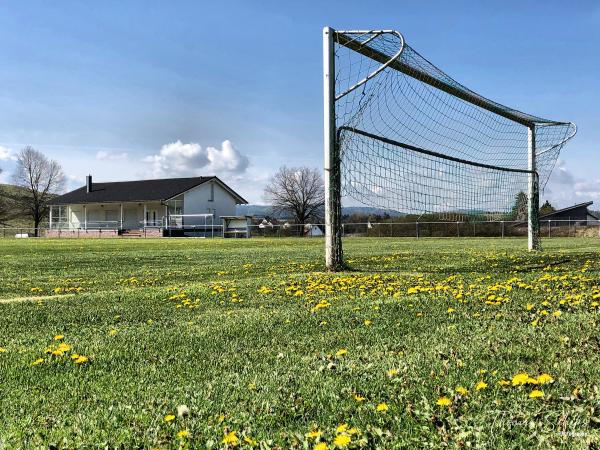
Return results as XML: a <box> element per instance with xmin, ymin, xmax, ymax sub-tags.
<box><xmin>183</xmin><ymin>181</ymin><xmax>239</xmax><ymax>219</ymax></box>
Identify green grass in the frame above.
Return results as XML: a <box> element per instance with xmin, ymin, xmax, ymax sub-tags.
<box><xmin>1</xmin><ymin>237</ymin><xmax>599</xmax><ymax>449</ymax></box>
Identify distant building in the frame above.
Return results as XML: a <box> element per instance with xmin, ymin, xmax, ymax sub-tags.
<box><xmin>515</xmin><ymin>201</ymin><xmax>599</xmax><ymax>228</ymax></box>
<box><xmin>47</xmin><ymin>175</ymin><xmax>247</xmax><ymax>237</ymax></box>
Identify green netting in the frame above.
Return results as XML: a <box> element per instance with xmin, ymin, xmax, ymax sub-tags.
<box><xmin>334</xmin><ymin>30</ymin><xmax>576</xmax><ymax>220</ymax></box>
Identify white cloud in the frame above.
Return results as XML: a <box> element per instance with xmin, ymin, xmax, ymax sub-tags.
<box><xmin>548</xmin><ymin>159</ymin><xmax>575</xmax><ymax>185</ymax></box>
<box><xmin>144</xmin><ymin>140</ymin><xmax>249</xmax><ymax>177</ymax></box>
<box><xmin>96</xmin><ymin>150</ymin><xmax>128</xmax><ymax>161</ymax></box>
<box><xmin>0</xmin><ymin>146</ymin><xmax>16</xmax><ymax>161</ymax></box>
<box><xmin>544</xmin><ymin>160</ymin><xmax>600</xmax><ymax>208</ymax></box>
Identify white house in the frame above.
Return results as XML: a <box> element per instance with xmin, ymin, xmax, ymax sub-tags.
<box><xmin>47</xmin><ymin>175</ymin><xmax>247</xmax><ymax>237</ymax></box>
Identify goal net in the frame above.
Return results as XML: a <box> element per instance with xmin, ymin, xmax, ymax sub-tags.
<box><xmin>323</xmin><ymin>27</ymin><xmax>576</xmax><ymax>269</ymax></box>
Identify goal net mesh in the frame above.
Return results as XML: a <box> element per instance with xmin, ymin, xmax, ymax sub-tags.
<box><xmin>334</xmin><ymin>31</ymin><xmax>576</xmax><ymax>220</ymax></box>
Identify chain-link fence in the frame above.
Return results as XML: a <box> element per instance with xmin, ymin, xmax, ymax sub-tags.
<box><xmin>2</xmin><ymin>219</ymin><xmax>600</xmax><ymax>239</ymax></box>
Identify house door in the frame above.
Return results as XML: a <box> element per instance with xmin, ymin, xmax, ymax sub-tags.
<box><xmin>146</xmin><ymin>209</ymin><xmax>158</xmax><ymax>227</ymax></box>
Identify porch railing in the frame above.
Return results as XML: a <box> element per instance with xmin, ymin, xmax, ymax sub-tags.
<box><xmin>49</xmin><ymin>220</ymin><xmax>121</xmax><ymax>230</ymax></box>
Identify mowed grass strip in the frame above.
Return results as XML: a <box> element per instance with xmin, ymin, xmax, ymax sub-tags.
<box><xmin>0</xmin><ymin>237</ymin><xmax>599</xmax><ymax>448</ymax></box>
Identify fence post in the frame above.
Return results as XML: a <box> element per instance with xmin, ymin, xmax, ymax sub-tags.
<box><xmin>456</xmin><ymin>222</ymin><xmax>460</xmax><ymax>238</ymax></box>
<box><xmin>548</xmin><ymin>220</ymin><xmax>551</xmax><ymax>238</ymax></box>
<box><xmin>416</xmin><ymin>221</ymin><xmax>419</xmax><ymax>239</ymax></box>
<box><xmin>501</xmin><ymin>221</ymin><xmax>504</xmax><ymax>238</ymax></box>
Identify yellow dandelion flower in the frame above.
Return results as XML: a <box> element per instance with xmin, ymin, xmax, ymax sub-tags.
<box><xmin>376</xmin><ymin>402</ymin><xmax>389</xmax><ymax>412</ymax></box>
<box><xmin>335</xmin><ymin>348</ymin><xmax>347</xmax><ymax>357</ymax></box>
<box><xmin>336</xmin><ymin>423</ymin><xmax>348</xmax><ymax>433</ymax></box>
<box><xmin>512</xmin><ymin>372</ymin><xmax>529</xmax><ymax>386</ymax></box>
<box><xmin>386</xmin><ymin>368</ymin><xmax>399</xmax><ymax>377</ymax></box>
<box><xmin>0</xmin><ymin>347</ymin><xmax>6</xmax><ymax>353</ymax></box>
<box><xmin>552</xmin><ymin>311</ymin><xmax>562</xmax><ymax>317</ymax></box>
<box><xmin>498</xmin><ymin>379</ymin><xmax>510</xmax><ymax>386</ymax></box>
<box><xmin>177</xmin><ymin>430</ymin><xmax>189</xmax><ymax>439</ymax></box>
<box><xmin>56</xmin><ymin>343</ymin><xmax>71</xmax><ymax>353</ymax></box>
<box><xmin>353</xmin><ymin>394</ymin><xmax>366</xmax><ymax>402</ymax></box>
<box><xmin>243</xmin><ymin>436</ymin><xmax>257</xmax><ymax>446</ymax></box>
<box><xmin>31</xmin><ymin>358</ymin><xmax>44</xmax><ymax>366</ymax></box>
<box><xmin>314</xmin><ymin>443</ymin><xmax>328</xmax><ymax>450</ymax></box>
<box><xmin>529</xmin><ymin>389</ymin><xmax>544</xmax><ymax>399</ymax></box>
<box><xmin>108</xmin><ymin>329</ymin><xmax>118</xmax><ymax>336</ymax></box>
<box><xmin>572</xmin><ymin>387</ymin><xmax>580</xmax><ymax>397</ymax></box>
<box><xmin>306</xmin><ymin>430</ymin><xmax>322</xmax><ymax>439</ymax></box>
<box><xmin>475</xmin><ymin>381</ymin><xmax>488</xmax><ymax>391</ymax></box>
<box><xmin>447</xmin><ymin>307</ymin><xmax>456</xmax><ymax>313</ymax></box>
<box><xmin>222</xmin><ymin>431</ymin><xmax>239</xmax><ymax>445</ymax></box>
<box><xmin>436</xmin><ymin>396</ymin><xmax>452</xmax><ymax>406</ymax></box>
<box><xmin>54</xmin><ymin>335</ymin><xmax>64</xmax><ymax>341</ymax></box>
<box><xmin>363</xmin><ymin>320</ymin><xmax>372</xmax><ymax>326</ymax></box>
<box><xmin>74</xmin><ymin>355</ymin><xmax>89</xmax><ymax>364</ymax></box>
<box><xmin>537</xmin><ymin>373</ymin><xmax>553</xmax><ymax>384</ymax></box>
<box><xmin>455</xmin><ymin>386</ymin><xmax>468</xmax><ymax>395</ymax></box>
<box><xmin>333</xmin><ymin>433</ymin><xmax>351</xmax><ymax>448</ymax></box>
<box><xmin>164</xmin><ymin>414</ymin><xmax>175</xmax><ymax>423</ymax></box>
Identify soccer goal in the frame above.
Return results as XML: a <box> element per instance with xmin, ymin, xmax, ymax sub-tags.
<box><xmin>165</xmin><ymin>213</ymin><xmax>216</xmax><ymax>237</ymax></box>
<box><xmin>323</xmin><ymin>27</ymin><xmax>576</xmax><ymax>270</ymax></box>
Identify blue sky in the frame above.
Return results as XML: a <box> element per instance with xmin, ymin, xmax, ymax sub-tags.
<box><xmin>0</xmin><ymin>0</ymin><xmax>598</xmax><ymax>206</ymax></box>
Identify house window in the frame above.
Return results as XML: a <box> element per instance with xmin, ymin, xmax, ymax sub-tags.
<box><xmin>209</xmin><ymin>183</ymin><xmax>214</xmax><ymax>202</ymax></box>
<box><xmin>168</xmin><ymin>199</ymin><xmax>183</xmax><ymax>215</ymax></box>
<box><xmin>51</xmin><ymin>205</ymin><xmax>68</xmax><ymax>225</ymax></box>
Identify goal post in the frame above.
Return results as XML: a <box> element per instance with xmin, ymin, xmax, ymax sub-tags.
<box><xmin>323</xmin><ymin>26</ymin><xmax>576</xmax><ymax>270</ymax></box>
<box><xmin>323</xmin><ymin>26</ymin><xmax>343</xmax><ymax>270</ymax></box>
<box><xmin>528</xmin><ymin>126</ymin><xmax>540</xmax><ymax>251</ymax></box>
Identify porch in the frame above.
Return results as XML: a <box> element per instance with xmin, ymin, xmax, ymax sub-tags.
<box><xmin>49</xmin><ymin>202</ymin><xmax>169</xmax><ymax>231</ymax></box>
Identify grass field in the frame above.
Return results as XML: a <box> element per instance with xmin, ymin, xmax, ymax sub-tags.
<box><xmin>1</xmin><ymin>237</ymin><xmax>599</xmax><ymax>449</ymax></box>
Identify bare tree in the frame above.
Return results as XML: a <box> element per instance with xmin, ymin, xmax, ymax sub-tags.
<box><xmin>264</xmin><ymin>166</ymin><xmax>325</xmax><ymax>226</ymax></box>
<box><xmin>12</xmin><ymin>147</ymin><xmax>65</xmax><ymax>236</ymax></box>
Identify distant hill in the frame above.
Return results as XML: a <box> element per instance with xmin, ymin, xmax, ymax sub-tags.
<box><xmin>236</xmin><ymin>204</ymin><xmax>405</xmax><ymax>219</ymax></box>
<box><xmin>342</xmin><ymin>206</ymin><xmax>405</xmax><ymax>218</ymax></box>
<box><xmin>0</xmin><ymin>183</ymin><xmax>31</xmax><ymax>226</ymax></box>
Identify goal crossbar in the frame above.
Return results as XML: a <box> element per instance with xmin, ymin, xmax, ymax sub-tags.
<box><xmin>335</xmin><ymin>30</ymin><xmax>572</xmax><ymax>129</ymax></box>
<box><xmin>339</xmin><ymin>127</ymin><xmax>536</xmax><ymax>175</ymax></box>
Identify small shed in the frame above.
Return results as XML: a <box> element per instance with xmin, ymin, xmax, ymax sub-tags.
<box><xmin>222</xmin><ymin>216</ymin><xmax>252</xmax><ymax>238</ymax></box>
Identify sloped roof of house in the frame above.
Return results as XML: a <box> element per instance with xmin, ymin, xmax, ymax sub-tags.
<box><xmin>539</xmin><ymin>201</ymin><xmax>593</xmax><ymax>219</ymax></box>
<box><xmin>512</xmin><ymin>201</ymin><xmax>594</xmax><ymax>227</ymax></box>
<box><xmin>49</xmin><ymin>176</ymin><xmax>247</xmax><ymax>205</ymax></box>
